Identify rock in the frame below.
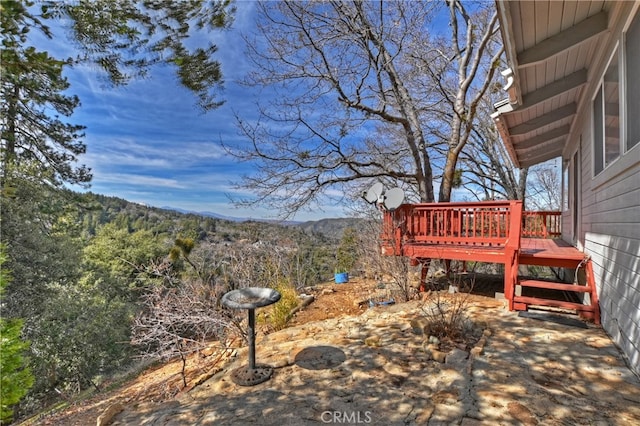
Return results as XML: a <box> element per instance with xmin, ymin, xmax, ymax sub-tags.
<box><xmin>96</xmin><ymin>402</ymin><xmax>124</xmax><ymax>426</ymax></box>
<box><xmin>410</xmin><ymin>317</ymin><xmax>430</xmax><ymax>335</ymax></box>
<box><xmin>383</xmin><ymin>363</ymin><xmax>408</xmax><ymax>378</ymax></box>
<box><xmin>428</xmin><ymin>335</ymin><xmax>440</xmax><ymax>345</ymax></box>
<box><xmin>431</xmin><ymin>350</ymin><xmax>447</xmax><ymax>363</ymax></box>
<box><xmin>423</xmin><ymin>341</ymin><xmax>446</xmax><ymax>363</ymax></box>
<box><xmin>446</xmin><ymin>348</ymin><xmax>468</xmax><ymax>366</ymax></box>
<box><xmin>365</xmin><ymin>335</ymin><xmax>381</xmax><ymax>347</ymax></box>
<box><xmin>470</xmin><ymin>346</ymin><xmax>483</xmax><ymax>357</ymax></box>
<box><xmin>346</xmin><ymin>327</ymin><xmax>365</xmax><ymax>340</ymax></box>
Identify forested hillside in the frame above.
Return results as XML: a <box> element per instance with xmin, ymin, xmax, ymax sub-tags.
<box><xmin>1</xmin><ymin>188</ymin><xmax>357</xmax><ymax>422</ymax></box>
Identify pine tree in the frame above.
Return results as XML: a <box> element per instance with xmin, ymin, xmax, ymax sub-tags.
<box><xmin>1</xmin><ymin>1</ymin><xmax>90</xmax><ymax>188</ymax></box>
<box><xmin>0</xmin><ymin>0</ymin><xmax>235</xmax><ymax>412</ymax></box>
<box><xmin>336</xmin><ymin>228</ymin><xmax>359</xmax><ymax>273</ymax></box>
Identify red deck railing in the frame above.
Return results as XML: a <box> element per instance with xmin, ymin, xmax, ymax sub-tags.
<box><xmin>382</xmin><ymin>203</ymin><xmax>561</xmax><ymax>250</ymax></box>
<box><xmin>522</xmin><ymin>211</ymin><xmax>561</xmax><ymax>238</ymax></box>
<box><xmin>382</xmin><ymin>200</ymin><xmax>525</xmax><ymax>256</ymax></box>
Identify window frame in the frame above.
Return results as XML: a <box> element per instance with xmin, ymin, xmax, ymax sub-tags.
<box><xmin>624</xmin><ymin>8</ymin><xmax>640</xmax><ymax>151</ymax></box>
<box><xmin>592</xmin><ymin>45</ymin><xmax>621</xmax><ymax>177</ymax></box>
<box><xmin>591</xmin><ymin>6</ymin><xmax>640</xmax><ymax>187</ymax></box>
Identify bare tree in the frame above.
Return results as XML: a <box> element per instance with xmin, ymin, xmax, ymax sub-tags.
<box><xmin>526</xmin><ymin>160</ymin><xmax>562</xmax><ymax>211</ymax></box>
<box><xmin>227</xmin><ymin>0</ymin><xmax>503</xmax><ymax>218</ymax></box>
<box><xmin>458</xmin><ymin>94</ymin><xmax>528</xmax><ymax>204</ymax></box>
<box><xmin>427</xmin><ymin>0</ymin><xmax>503</xmax><ymax>202</ymax></box>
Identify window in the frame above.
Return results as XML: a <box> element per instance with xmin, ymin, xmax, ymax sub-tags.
<box><xmin>593</xmin><ymin>86</ymin><xmax>604</xmax><ymax>174</ymax></box>
<box><xmin>593</xmin><ymin>48</ymin><xmax>621</xmax><ymax>175</ymax></box>
<box><xmin>603</xmin><ymin>49</ymin><xmax>620</xmax><ymax>167</ymax></box>
<box><xmin>626</xmin><ymin>11</ymin><xmax>640</xmax><ymax>150</ymax></box>
<box><xmin>591</xmin><ymin>7</ymin><xmax>639</xmax><ymax>184</ymax></box>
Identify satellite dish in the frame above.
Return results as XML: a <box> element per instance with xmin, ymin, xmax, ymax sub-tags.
<box><xmin>383</xmin><ymin>187</ymin><xmax>405</xmax><ymax>210</ymax></box>
<box><xmin>363</xmin><ymin>182</ymin><xmax>384</xmax><ymax>204</ymax></box>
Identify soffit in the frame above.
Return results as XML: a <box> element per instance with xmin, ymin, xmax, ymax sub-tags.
<box><xmin>493</xmin><ymin>0</ymin><xmax>612</xmax><ymax>168</ymax></box>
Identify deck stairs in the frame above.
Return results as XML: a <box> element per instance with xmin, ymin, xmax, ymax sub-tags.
<box><xmin>514</xmin><ymin>255</ymin><xmax>600</xmax><ymax>324</ymax></box>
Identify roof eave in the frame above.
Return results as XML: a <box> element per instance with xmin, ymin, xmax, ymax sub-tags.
<box><xmin>494</xmin><ymin>0</ymin><xmax>522</xmax><ymax>169</ymax></box>
<box><xmin>495</xmin><ymin>0</ymin><xmax>523</xmax><ymax>106</ymax></box>
<box><xmin>491</xmin><ymin>110</ymin><xmax>521</xmax><ymax>169</ymax></box>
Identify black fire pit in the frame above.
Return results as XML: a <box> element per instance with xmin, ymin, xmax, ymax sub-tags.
<box><xmin>221</xmin><ymin>287</ymin><xmax>281</xmax><ymax>386</ymax></box>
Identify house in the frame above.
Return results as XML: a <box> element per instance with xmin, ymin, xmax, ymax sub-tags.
<box><xmin>492</xmin><ymin>1</ymin><xmax>639</xmax><ymax>376</ymax></box>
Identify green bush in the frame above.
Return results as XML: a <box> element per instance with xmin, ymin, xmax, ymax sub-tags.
<box><xmin>258</xmin><ymin>281</ymin><xmax>298</xmax><ymax>332</ymax></box>
<box><xmin>1</xmin><ymin>247</ymin><xmax>35</xmax><ymax>424</ymax></box>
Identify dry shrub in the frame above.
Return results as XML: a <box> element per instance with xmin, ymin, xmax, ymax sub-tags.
<box><xmin>131</xmin><ymin>279</ymin><xmax>231</xmax><ymax>387</ymax></box>
<box><xmin>420</xmin><ymin>275</ymin><xmax>477</xmax><ymax>345</ymax></box>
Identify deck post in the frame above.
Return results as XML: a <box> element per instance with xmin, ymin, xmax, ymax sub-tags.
<box><xmin>419</xmin><ymin>259</ymin><xmax>431</xmax><ymax>292</ymax></box>
<box><xmin>504</xmin><ymin>201</ymin><xmax>524</xmax><ymax>311</ymax></box>
<box><xmin>585</xmin><ymin>259</ymin><xmax>601</xmax><ymax>325</ymax></box>
<box><xmin>395</xmin><ymin>225</ymin><xmax>402</xmax><ymax>256</ymax></box>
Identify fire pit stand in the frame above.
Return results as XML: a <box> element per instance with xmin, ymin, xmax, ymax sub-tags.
<box><xmin>221</xmin><ymin>287</ymin><xmax>281</xmax><ymax>386</ymax></box>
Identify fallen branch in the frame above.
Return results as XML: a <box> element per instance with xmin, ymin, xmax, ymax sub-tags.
<box><xmin>288</xmin><ymin>295</ymin><xmax>315</xmax><ymax>320</ymax></box>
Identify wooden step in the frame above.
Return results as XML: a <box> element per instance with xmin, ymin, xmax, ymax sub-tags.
<box><xmin>518</xmin><ymin>279</ymin><xmax>591</xmax><ymax>293</ymax></box>
<box><xmin>513</xmin><ymin>296</ymin><xmax>596</xmax><ymax>312</ymax></box>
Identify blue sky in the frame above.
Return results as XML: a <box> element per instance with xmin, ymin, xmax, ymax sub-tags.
<box><xmin>35</xmin><ymin>2</ymin><xmax>519</xmax><ymax>221</ymax></box>
<box><xmin>40</xmin><ymin>1</ymin><xmax>349</xmax><ymax>222</ymax></box>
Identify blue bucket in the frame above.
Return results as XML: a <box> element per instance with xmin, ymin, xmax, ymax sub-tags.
<box><xmin>334</xmin><ymin>272</ymin><xmax>349</xmax><ymax>284</ymax></box>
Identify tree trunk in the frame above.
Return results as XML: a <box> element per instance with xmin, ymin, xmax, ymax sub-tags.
<box><xmin>518</xmin><ymin>168</ymin><xmax>528</xmax><ymax>210</ymax></box>
<box><xmin>439</xmin><ymin>150</ymin><xmax>459</xmax><ymax>202</ymax></box>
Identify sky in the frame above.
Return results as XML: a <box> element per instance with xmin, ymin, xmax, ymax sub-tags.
<box><xmin>32</xmin><ymin>2</ymin><xmax>537</xmax><ymax>222</ymax></box>
<box><xmin>39</xmin><ymin>1</ymin><xmax>349</xmax><ymax>222</ymax></box>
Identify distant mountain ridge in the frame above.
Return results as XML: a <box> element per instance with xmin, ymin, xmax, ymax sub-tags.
<box><xmin>158</xmin><ymin>206</ymin><xmax>369</xmax><ymax>239</ymax></box>
<box><xmin>160</xmin><ymin>206</ymin><xmax>253</xmax><ymax>222</ymax></box>
<box><xmin>74</xmin><ymin>193</ymin><xmax>368</xmax><ymax>241</ymax></box>
<box><xmin>160</xmin><ymin>206</ymin><xmax>313</xmax><ymax>226</ymax></box>
<box><xmin>151</xmin><ymin>204</ymin><xmax>366</xmax><ymax>239</ymax></box>
<box><xmin>296</xmin><ymin>217</ymin><xmax>370</xmax><ymax>240</ymax></box>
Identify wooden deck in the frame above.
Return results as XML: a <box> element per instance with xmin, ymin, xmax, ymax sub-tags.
<box><xmin>520</xmin><ymin>238</ymin><xmax>586</xmax><ymax>268</ymax></box>
<box><xmin>381</xmin><ymin>201</ymin><xmax>600</xmax><ymax>324</ymax></box>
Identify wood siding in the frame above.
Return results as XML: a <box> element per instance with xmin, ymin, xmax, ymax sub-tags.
<box><xmin>562</xmin><ymin>3</ymin><xmax>640</xmax><ymax>376</ymax></box>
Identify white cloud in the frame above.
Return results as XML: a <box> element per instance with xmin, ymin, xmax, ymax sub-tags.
<box><xmin>37</xmin><ymin>2</ymin><xmax>346</xmax><ymax>222</ymax></box>
<box><xmin>97</xmin><ymin>173</ymin><xmax>186</xmax><ymax>189</ymax></box>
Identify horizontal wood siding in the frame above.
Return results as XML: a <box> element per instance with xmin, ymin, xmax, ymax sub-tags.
<box><xmin>560</xmin><ymin>2</ymin><xmax>640</xmax><ymax>376</ymax></box>
<box><xmin>574</xmin><ymin>79</ymin><xmax>640</xmax><ymax>378</ymax></box>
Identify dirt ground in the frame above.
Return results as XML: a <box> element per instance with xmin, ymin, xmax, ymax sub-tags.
<box><xmin>21</xmin><ymin>278</ymin><xmax>388</xmax><ymax>426</ymax></box>
<box><xmin>24</xmin><ymin>273</ymin><xmax>626</xmax><ymax>426</ymax></box>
